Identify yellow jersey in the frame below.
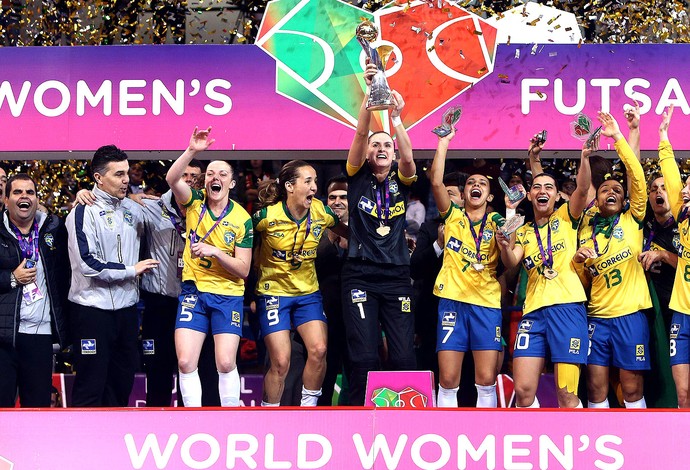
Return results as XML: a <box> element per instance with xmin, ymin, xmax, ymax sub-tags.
<box><xmin>578</xmin><ymin>138</ymin><xmax>651</xmax><ymax>317</ymax></box>
<box><xmin>182</xmin><ymin>190</ymin><xmax>253</xmax><ymax>296</ymax></box>
<box><xmin>516</xmin><ymin>203</ymin><xmax>587</xmax><ymax>314</ymax></box>
<box><xmin>254</xmin><ymin>199</ymin><xmax>338</xmax><ymax>296</ymax></box>
<box><xmin>658</xmin><ymin>140</ymin><xmax>690</xmax><ymax>314</ymax></box>
<box><xmin>433</xmin><ymin>204</ymin><xmax>503</xmax><ymax>308</ymax></box>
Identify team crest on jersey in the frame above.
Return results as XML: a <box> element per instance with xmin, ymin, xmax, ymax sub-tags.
<box><xmin>550</xmin><ymin>219</ymin><xmax>560</xmax><ymax>232</ymax></box>
<box><xmin>312</xmin><ymin>225</ymin><xmax>323</xmax><ymax>240</ymax></box>
<box><xmin>232</xmin><ymin>311</ymin><xmax>241</xmax><ymax>326</ymax></box>
<box><xmin>272</xmin><ymin>249</ymin><xmax>287</xmax><ymax>260</ymax></box>
<box><xmin>441</xmin><ymin>311</ymin><xmax>456</xmax><ymax>326</ymax></box>
<box><xmin>670</xmin><ymin>323</ymin><xmax>681</xmax><ymax>339</ymax></box>
<box><xmin>588</xmin><ymin>323</ymin><xmax>595</xmax><ymax>338</ymax></box>
<box><xmin>482</xmin><ymin>229</ymin><xmax>493</xmax><ymax>242</ymax></box>
<box><xmin>635</xmin><ymin>344</ymin><xmax>646</xmax><ymax>361</ymax></box>
<box><xmin>123</xmin><ymin>210</ymin><xmax>134</xmax><ymax>226</ymax></box>
<box><xmin>44</xmin><ymin>233</ymin><xmax>54</xmax><ymax>249</ymax></box>
<box><xmin>446</xmin><ymin>236</ymin><xmax>462</xmax><ymax>252</ymax></box>
<box><xmin>569</xmin><ymin>338</ymin><xmax>581</xmax><ymax>354</ymax></box>
<box><xmin>142</xmin><ymin>339</ymin><xmax>155</xmax><ymax>355</ymax></box>
<box><xmin>351</xmin><ymin>289</ymin><xmax>366</xmax><ymax>303</ymax></box>
<box><xmin>399</xmin><ymin>296</ymin><xmax>411</xmax><ymax>312</ymax></box>
<box><xmin>81</xmin><ymin>339</ymin><xmax>96</xmax><ymax>355</ymax></box>
<box><xmin>518</xmin><ymin>320</ymin><xmax>533</xmax><ymax>332</ymax></box>
<box><xmin>224</xmin><ymin>231</ymin><xmax>235</xmax><ymax>245</ymax></box>
<box><xmin>388</xmin><ymin>180</ymin><xmax>399</xmax><ymax>194</ymax></box>
<box><xmin>612</xmin><ymin>226</ymin><xmax>624</xmax><ymax>239</ymax></box>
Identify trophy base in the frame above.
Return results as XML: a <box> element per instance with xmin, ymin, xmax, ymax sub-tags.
<box><xmin>366</xmin><ymin>101</ymin><xmax>394</xmax><ymax>111</ymax></box>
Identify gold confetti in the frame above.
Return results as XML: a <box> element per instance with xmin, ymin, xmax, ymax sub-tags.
<box><xmin>498</xmin><ymin>74</ymin><xmax>509</xmax><ymax>79</ymax></box>
<box><xmin>473</xmin><ymin>30</ymin><xmax>483</xmax><ymax>35</ymax></box>
<box><xmin>427</xmin><ymin>45</ymin><xmax>435</xmax><ymax>52</ymax></box>
<box><xmin>478</xmin><ymin>67</ymin><xmax>487</xmax><ymax>75</ymax></box>
<box><xmin>536</xmin><ymin>91</ymin><xmax>544</xmax><ymax>98</ymax></box>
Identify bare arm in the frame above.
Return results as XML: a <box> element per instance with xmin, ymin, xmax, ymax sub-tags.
<box><xmin>391</xmin><ymin>91</ymin><xmax>415</xmax><ymax>179</ymax></box>
<box><xmin>429</xmin><ymin>127</ymin><xmax>456</xmax><ymax>215</ymax></box>
<box><xmin>569</xmin><ymin>139</ymin><xmax>595</xmax><ymax>219</ymax></box>
<box><xmin>346</xmin><ymin>63</ymin><xmax>376</xmax><ymax>173</ymax></box>
<box><xmin>625</xmin><ymin>102</ymin><xmax>641</xmax><ymax>161</ymax></box>
<box><xmin>190</xmin><ymin>243</ymin><xmax>252</xmax><ymax>279</ymax></box>
<box><xmin>166</xmin><ymin>127</ymin><xmax>214</xmax><ymax>205</ymax></box>
<box><xmin>527</xmin><ymin>133</ymin><xmax>544</xmax><ymax>176</ymax></box>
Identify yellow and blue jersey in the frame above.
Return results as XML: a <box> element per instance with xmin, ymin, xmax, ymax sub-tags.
<box><xmin>516</xmin><ymin>203</ymin><xmax>587</xmax><ymax>314</ymax></box>
<box><xmin>254</xmin><ymin>199</ymin><xmax>337</xmax><ymax>296</ymax></box>
<box><xmin>433</xmin><ymin>204</ymin><xmax>503</xmax><ymax>308</ymax></box>
<box><xmin>182</xmin><ymin>189</ymin><xmax>253</xmax><ymax>296</ymax></box>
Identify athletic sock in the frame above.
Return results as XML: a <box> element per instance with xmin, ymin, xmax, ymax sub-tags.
<box><xmin>218</xmin><ymin>368</ymin><xmax>241</xmax><ymax>407</ymax></box>
<box><xmin>178</xmin><ymin>369</ymin><xmax>202</xmax><ymax>407</ymax></box>
<box><xmin>624</xmin><ymin>397</ymin><xmax>647</xmax><ymax>409</ymax></box>
<box><xmin>437</xmin><ymin>385</ymin><xmax>459</xmax><ymax>407</ymax></box>
<box><xmin>517</xmin><ymin>396</ymin><xmax>540</xmax><ymax>408</ymax></box>
<box><xmin>588</xmin><ymin>398</ymin><xmax>610</xmax><ymax>408</ymax></box>
<box><xmin>475</xmin><ymin>383</ymin><xmax>497</xmax><ymax>408</ymax></box>
<box><xmin>300</xmin><ymin>386</ymin><xmax>322</xmax><ymax>407</ymax></box>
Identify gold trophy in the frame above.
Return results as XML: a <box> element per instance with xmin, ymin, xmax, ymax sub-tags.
<box><xmin>356</xmin><ymin>20</ymin><xmax>394</xmax><ymax>110</ymax></box>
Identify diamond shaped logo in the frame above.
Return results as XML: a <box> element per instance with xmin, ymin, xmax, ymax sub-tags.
<box><xmin>256</xmin><ymin>0</ymin><xmax>497</xmax><ymax>133</ymax></box>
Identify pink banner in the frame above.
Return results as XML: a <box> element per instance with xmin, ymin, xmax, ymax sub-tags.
<box><xmin>2</xmin><ymin>44</ymin><xmax>690</xmax><ymax>155</ymax></box>
<box><xmin>0</xmin><ymin>408</ymin><xmax>687</xmax><ymax>469</ymax></box>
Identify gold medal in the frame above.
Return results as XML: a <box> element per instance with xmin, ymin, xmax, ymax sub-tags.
<box><xmin>472</xmin><ymin>263</ymin><xmax>485</xmax><ymax>272</ymax></box>
<box><xmin>376</xmin><ymin>225</ymin><xmax>391</xmax><ymax>236</ymax></box>
<box><xmin>543</xmin><ymin>267</ymin><xmax>558</xmax><ymax>280</ymax></box>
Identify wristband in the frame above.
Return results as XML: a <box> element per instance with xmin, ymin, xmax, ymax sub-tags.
<box><xmin>391</xmin><ymin>116</ymin><xmax>402</xmax><ymax>127</ymax></box>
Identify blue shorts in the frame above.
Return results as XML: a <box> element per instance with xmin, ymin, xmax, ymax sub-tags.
<box><xmin>512</xmin><ymin>302</ymin><xmax>588</xmax><ymax>364</ymax></box>
<box><xmin>587</xmin><ymin>312</ymin><xmax>650</xmax><ymax>370</ymax></box>
<box><xmin>669</xmin><ymin>311</ymin><xmax>690</xmax><ymax>366</ymax></box>
<box><xmin>436</xmin><ymin>299</ymin><xmax>502</xmax><ymax>352</ymax></box>
<box><xmin>175</xmin><ymin>282</ymin><xmax>243</xmax><ymax>336</ymax></box>
<box><xmin>257</xmin><ymin>292</ymin><xmax>326</xmax><ymax>337</ymax></box>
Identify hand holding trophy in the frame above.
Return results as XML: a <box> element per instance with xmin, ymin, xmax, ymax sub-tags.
<box><xmin>356</xmin><ymin>20</ymin><xmax>394</xmax><ymax>110</ymax></box>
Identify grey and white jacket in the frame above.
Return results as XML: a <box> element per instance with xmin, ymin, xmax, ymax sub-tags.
<box><xmin>66</xmin><ymin>186</ymin><xmax>145</xmax><ymax>310</ymax></box>
<box><xmin>140</xmin><ymin>190</ymin><xmax>186</xmax><ymax>298</ymax></box>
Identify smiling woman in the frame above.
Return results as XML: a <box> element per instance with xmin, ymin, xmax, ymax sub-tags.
<box><xmin>252</xmin><ymin>159</ymin><xmax>345</xmax><ymax>407</ymax></box>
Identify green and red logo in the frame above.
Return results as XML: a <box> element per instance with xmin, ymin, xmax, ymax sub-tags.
<box><xmin>256</xmin><ymin>0</ymin><xmax>497</xmax><ymax>133</ymax></box>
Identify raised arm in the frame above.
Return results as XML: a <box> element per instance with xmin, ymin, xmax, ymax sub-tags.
<box><xmin>527</xmin><ymin>133</ymin><xmax>545</xmax><ymax>176</ymax></box>
<box><xmin>625</xmin><ymin>102</ymin><xmax>641</xmax><ymax>161</ymax></box>
<box><xmin>569</xmin><ymin>138</ymin><xmax>595</xmax><ymax>219</ymax></box>
<box><xmin>166</xmin><ymin>127</ymin><xmax>214</xmax><ymax>205</ymax></box>
<box><xmin>597</xmin><ymin>111</ymin><xmax>646</xmax><ymax>221</ymax></box>
<box><xmin>391</xmin><ymin>90</ymin><xmax>415</xmax><ymax>179</ymax></box>
<box><xmin>346</xmin><ymin>63</ymin><xmax>376</xmax><ymax>173</ymax></box>
<box><xmin>429</xmin><ymin>127</ymin><xmax>456</xmax><ymax>215</ymax></box>
<box><xmin>657</xmin><ymin>105</ymin><xmax>682</xmax><ymax>218</ymax></box>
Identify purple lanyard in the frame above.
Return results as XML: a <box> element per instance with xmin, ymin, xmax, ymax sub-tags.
<box><xmin>591</xmin><ymin>213</ymin><xmax>620</xmax><ymax>256</ymax></box>
<box><xmin>465</xmin><ymin>211</ymin><xmax>488</xmax><ymax>264</ymax></box>
<box><xmin>193</xmin><ymin>201</ymin><xmax>232</xmax><ymax>244</ymax></box>
<box><xmin>290</xmin><ymin>210</ymin><xmax>312</xmax><ymax>267</ymax></box>
<box><xmin>10</xmin><ymin>220</ymin><xmax>39</xmax><ymax>262</ymax></box>
<box><xmin>644</xmin><ymin>215</ymin><xmax>675</xmax><ymax>252</ymax></box>
<box><xmin>158</xmin><ymin>200</ymin><xmax>184</xmax><ymax>237</ymax></box>
<box><xmin>375</xmin><ymin>178</ymin><xmax>390</xmax><ymax>226</ymax></box>
<box><xmin>533</xmin><ymin>221</ymin><xmax>553</xmax><ymax>269</ymax></box>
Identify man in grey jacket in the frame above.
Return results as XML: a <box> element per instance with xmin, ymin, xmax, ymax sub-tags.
<box><xmin>66</xmin><ymin>145</ymin><xmax>159</xmax><ymax>407</ymax></box>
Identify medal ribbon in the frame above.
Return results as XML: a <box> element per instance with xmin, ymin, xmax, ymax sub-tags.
<box><xmin>465</xmin><ymin>211</ymin><xmax>488</xmax><ymax>265</ymax></box>
<box><xmin>290</xmin><ymin>210</ymin><xmax>312</xmax><ymax>268</ymax></box>
<box><xmin>375</xmin><ymin>178</ymin><xmax>390</xmax><ymax>227</ymax></box>
<box><xmin>10</xmin><ymin>219</ymin><xmax>40</xmax><ymax>262</ymax></box>
<box><xmin>643</xmin><ymin>215</ymin><xmax>675</xmax><ymax>252</ymax></box>
<box><xmin>590</xmin><ymin>213</ymin><xmax>621</xmax><ymax>256</ymax></box>
<box><xmin>158</xmin><ymin>200</ymin><xmax>184</xmax><ymax>237</ymax></box>
<box><xmin>193</xmin><ymin>201</ymin><xmax>232</xmax><ymax>244</ymax></box>
<box><xmin>533</xmin><ymin>221</ymin><xmax>553</xmax><ymax>269</ymax></box>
